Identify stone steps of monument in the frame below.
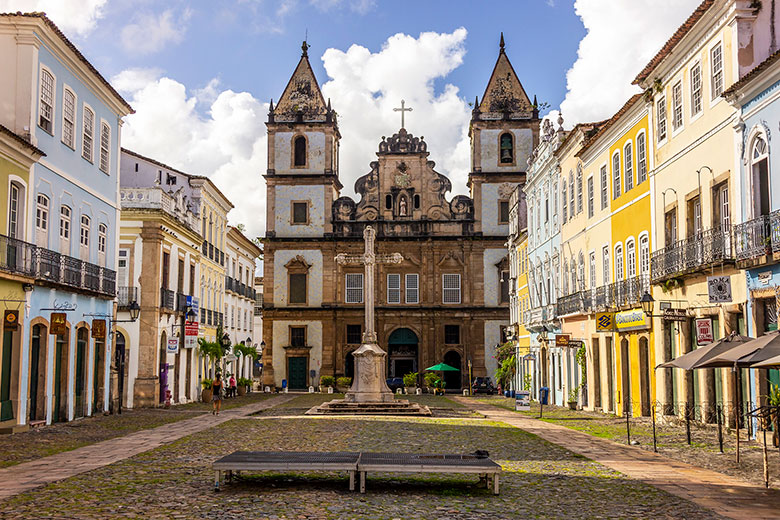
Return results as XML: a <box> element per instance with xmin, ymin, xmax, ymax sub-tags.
<box><xmin>307</xmin><ymin>400</ymin><xmax>432</xmax><ymax>416</ymax></box>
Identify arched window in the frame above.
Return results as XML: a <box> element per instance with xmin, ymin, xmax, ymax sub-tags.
<box><xmin>578</xmin><ymin>252</ymin><xmax>585</xmax><ymax>292</ymax></box>
<box><xmin>98</xmin><ymin>223</ymin><xmax>107</xmax><ymax>254</ymax></box>
<box><xmin>637</xmin><ymin>132</ymin><xmax>647</xmax><ymax>183</ymax></box>
<box><xmin>385</xmin><ymin>194</ymin><xmax>392</xmax><ymax>210</ymax></box>
<box><xmin>639</xmin><ymin>234</ymin><xmax>650</xmax><ymax>276</ymax></box>
<box><xmin>576</xmin><ymin>165</ymin><xmax>583</xmax><ymax>214</ymax></box>
<box><xmin>499</xmin><ymin>132</ymin><xmax>513</xmax><ymax>164</ymax></box>
<box><xmin>626</xmin><ymin>239</ymin><xmax>636</xmax><ymax>278</ymax></box>
<box><xmin>62</xmin><ymin>88</ymin><xmax>75</xmax><ymax>148</ymax></box>
<box><xmin>624</xmin><ymin>142</ymin><xmax>633</xmax><ymax>191</ymax></box>
<box><xmin>8</xmin><ymin>182</ymin><xmax>22</xmax><ymax>239</ymax></box>
<box><xmin>36</xmin><ymin>194</ymin><xmax>49</xmax><ymax>231</ymax></box>
<box><xmin>293</xmin><ymin>135</ymin><xmax>307</xmax><ymax>167</ymax></box>
<box><xmin>59</xmin><ymin>206</ymin><xmax>71</xmax><ymax>247</ymax></box>
<box><xmin>39</xmin><ymin>69</ymin><xmax>54</xmax><ymax>132</ymax></box>
<box><xmin>414</xmin><ymin>194</ymin><xmax>420</xmax><ymax>209</ymax></box>
<box><xmin>570</xmin><ymin>259</ymin><xmax>577</xmax><ymax>293</ymax></box>
<box><xmin>562</xmin><ymin>260</ymin><xmax>569</xmax><ymax>295</ymax></box>
<box><xmin>80</xmin><ymin>215</ymin><xmax>90</xmax><ymax>247</ymax></box>
<box><xmin>751</xmin><ymin>134</ymin><xmax>770</xmax><ymax>217</ymax></box>
<box><xmin>614</xmin><ymin>244</ymin><xmax>624</xmax><ymax>281</ymax></box>
<box><xmin>612</xmin><ymin>151</ymin><xmax>621</xmax><ymax>199</ymax></box>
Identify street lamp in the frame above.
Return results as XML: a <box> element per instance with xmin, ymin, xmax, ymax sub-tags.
<box><xmin>640</xmin><ymin>292</ymin><xmax>655</xmax><ymax>316</ymax></box>
<box><xmin>185</xmin><ymin>307</ymin><xmax>196</xmax><ymax>323</ymax></box>
<box><xmin>128</xmin><ymin>300</ymin><xmax>141</xmax><ymax>321</ymax></box>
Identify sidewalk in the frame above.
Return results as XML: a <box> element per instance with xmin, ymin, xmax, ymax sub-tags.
<box><xmin>456</xmin><ymin>396</ymin><xmax>780</xmax><ymax>520</ymax></box>
<box><xmin>0</xmin><ymin>394</ymin><xmax>294</xmax><ymax>500</ymax></box>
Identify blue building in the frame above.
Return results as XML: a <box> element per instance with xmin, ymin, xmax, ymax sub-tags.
<box><xmin>727</xmin><ymin>50</ymin><xmax>780</xmax><ymax>421</ymax></box>
<box><xmin>0</xmin><ymin>13</ymin><xmax>133</xmax><ymax>427</ymax></box>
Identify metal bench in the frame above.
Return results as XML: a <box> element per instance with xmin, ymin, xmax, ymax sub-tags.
<box><xmin>212</xmin><ymin>450</ymin><xmax>502</xmax><ymax>494</ymax></box>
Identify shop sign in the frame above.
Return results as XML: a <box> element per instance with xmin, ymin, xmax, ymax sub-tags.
<box><xmin>663</xmin><ymin>308</ymin><xmax>688</xmax><ymax>322</ymax></box>
<box><xmin>515</xmin><ymin>390</ymin><xmax>531</xmax><ymax>411</ymax></box>
<box><xmin>186</xmin><ymin>295</ymin><xmax>199</xmax><ymax>318</ymax></box>
<box><xmin>51</xmin><ymin>312</ymin><xmax>68</xmax><ymax>335</ymax></box>
<box><xmin>555</xmin><ymin>334</ymin><xmax>570</xmax><ymax>347</ymax></box>
<box><xmin>567</xmin><ymin>340</ymin><xmax>584</xmax><ymax>349</ymax></box>
<box><xmin>708</xmin><ymin>275</ymin><xmax>732</xmax><ymax>303</ymax></box>
<box><xmin>695</xmin><ymin>318</ymin><xmax>714</xmax><ymax>345</ymax></box>
<box><xmin>167</xmin><ymin>338</ymin><xmax>180</xmax><ymax>354</ymax></box>
<box><xmin>92</xmin><ymin>319</ymin><xmax>106</xmax><ymax>339</ymax></box>
<box><xmin>3</xmin><ymin>310</ymin><xmax>19</xmax><ymax>330</ymax></box>
<box><xmin>596</xmin><ymin>312</ymin><xmax>615</xmax><ymax>332</ymax></box>
<box><xmin>615</xmin><ymin>309</ymin><xmax>649</xmax><ymax>331</ymax></box>
<box><xmin>758</xmin><ymin>271</ymin><xmax>773</xmax><ymax>286</ymax></box>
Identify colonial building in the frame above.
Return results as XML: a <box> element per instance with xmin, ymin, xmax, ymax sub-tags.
<box><xmin>261</xmin><ymin>37</ymin><xmax>538</xmax><ymax>390</ymax></box>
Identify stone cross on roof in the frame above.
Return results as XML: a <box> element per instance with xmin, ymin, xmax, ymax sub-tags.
<box><xmin>393</xmin><ymin>99</ymin><xmax>413</xmax><ymax>129</ymax></box>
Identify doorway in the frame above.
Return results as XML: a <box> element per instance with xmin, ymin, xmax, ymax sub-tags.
<box><xmin>443</xmin><ymin>350</ymin><xmax>462</xmax><ymax>390</ymax></box>
<box><xmin>0</xmin><ymin>328</ymin><xmax>15</xmax><ymax>422</ymax></box>
<box><xmin>116</xmin><ymin>333</ymin><xmax>127</xmax><ymax>409</ymax></box>
<box><xmin>620</xmin><ymin>338</ymin><xmax>631</xmax><ymax>415</ymax></box>
<box><xmin>159</xmin><ymin>332</ymin><xmax>168</xmax><ymax>404</ymax></box>
<box><xmin>174</xmin><ymin>350</ymin><xmax>181</xmax><ymax>403</ymax></box>
<box><xmin>287</xmin><ymin>357</ymin><xmax>307</xmax><ymax>389</ymax></box>
<box><xmin>592</xmin><ymin>338</ymin><xmax>601</xmax><ymax>409</ymax></box>
<box><xmin>345</xmin><ymin>351</ymin><xmax>355</xmax><ymax>379</ymax></box>
<box><xmin>74</xmin><ymin>328</ymin><xmax>88</xmax><ymax>418</ymax></box>
<box><xmin>93</xmin><ymin>340</ymin><xmax>105</xmax><ymax>414</ymax></box>
<box><xmin>29</xmin><ymin>324</ymin><xmax>47</xmax><ymax>422</ymax></box>
<box><xmin>605</xmin><ymin>336</ymin><xmax>615</xmax><ymax>413</ymax></box>
<box><xmin>54</xmin><ymin>332</ymin><xmax>69</xmax><ymax>422</ymax></box>
<box><xmin>639</xmin><ymin>337</ymin><xmax>650</xmax><ymax>417</ymax></box>
<box><xmin>387</xmin><ymin>328</ymin><xmax>418</xmax><ymax>378</ymax></box>
<box><xmin>185</xmin><ymin>349</ymin><xmax>192</xmax><ymax>400</ymax></box>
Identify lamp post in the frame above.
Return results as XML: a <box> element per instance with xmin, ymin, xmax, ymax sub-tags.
<box><xmin>259</xmin><ymin>340</ymin><xmax>266</xmax><ymax>383</ymax></box>
<box><xmin>108</xmin><ymin>300</ymin><xmax>140</xmax><ymax>415</ymax></box>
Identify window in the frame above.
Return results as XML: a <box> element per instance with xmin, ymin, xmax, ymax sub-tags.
<box><xmin>562</xmin><ymin>260</ymin><xmax>569</xmax><ymax>295</ymax></box>
<box><xmin>544</xmin><ymin>196</ymin><xmax>549</xmax><ymax>222</ymax></box>
<box><xmin>387</xmin><ymin>273</ymin><xmax>401</xmax><ymax>304</ymax></box>
<box><xmin>672</xmin><ymin>81</ymin><xmax>683</xmax><ymax>130</ymax></box>
<box><xmin>576</xmin><ymin>167</ymin><xmax>583</xmax><ymax>214</ymax></box>
<box><xmin>615</xmin><ymin>244</ymin><xmax>624</xmax><ymax>281</ymax></box>
<box><xmin>570</xmin><ymin>259</ymin><xmax>577</xmax><ymax>293</ymax></box>
<box><xmin>98</xmin><ymin>223</ymin><xmax>107</xmax><ymax>254</ymax></box>
<box><xmin>498</xmin><ymin>200</ymin><xmax>509</xmax><ymax>224</ymax></box>
<box><xmin>289</xmin><ymin>273</ymin><xmax>307</xmax><ymax>304</ymax></box>
<box><xmin>587</xmin><ymin>176</ymin><xmax>594</xmax><ymax>218</ymax></box>
<box><xmin>385</xmin><ymin>194</ymin><xmax>392</xmax><ymax>210</ymax></box>
<box><xmin>406</xmin><ymin>273</ymin><xmax>419</xmax><ymax>304</ymax></box>
<box><xmin>290</xmin><ymin>326</ymin><xmax>306</xmax><ymax>347</ymax></box>
<box><xmin>612</xmin><ymin>152</ymin><xmax>621</xmax><ymax>199</ymax></box>
<box><xmin>500</xmin><ymin>269</ymin><xmax>510</xmax><ymax>303</ymax></box>
<box><xmin>600</xmin><ymin>165</ymin><xmax>608</xmax><ymax>209</ymax></box>
<box><xmin>39</xmin><ymin>69</ymin><xmax>54</xmax><ymax>133</ymax></box>
<box><xmin>62</xmin><ymin>88</ymin><xmax>75</xmax><ymax>148</ymax></box>
<box><xmin>414</xmin><ymin>194</ymin><xmax>420</xmax><ymax>209</ymax></box>
<box><xmin>60</xmin><ymin>206</ymin><xmax>71</xmax><ymax>239</ymax></box>
<box><xmin>691</xmin><ymin>63</ymin><xmax>702</xmax><ymax>116</ymax></box>
<box><xmin>36</xmin><ymin>194</ymin><xmax>49</xmax><ymax>231</ymax></box>
<box><xmin>602</xmin><ymin>246</ymin><xmax>610</xmax><ymax>285</ymax></box>
<box><xmin>688</xmin><ymin>196</ymin><xmax>702</xmax><ymax>237</ymax></box>
<box><xmin>8</xmin><ymin>184</ymin><xmax>20</xmax><ymax>238</ymax></box>
<box><xmin>623</xmin><ymin>143</ymin><xmax>633</xmax><ymax>192</ymax></box>
<box><xmin>569</xmin><ymin>173</ymin><xmax>575</xmax><ymax>214</ymax></box>
<box><xmin>626</xmin><ymin>239</ymin><xmax>636</xmax><ymax>278</ymax></box>
<box><xmin>345</xmin><ymin>273</ymin><xmax>363</xmax><ymax>303</ymax></box>
<box><xmin>442</xmin><ymin>274</ymin><xmax>461</xmax><ymax>304</ymax></box>
<box><xmin>552</xmin><ymin>181</ymin><xmax>558</xmax><ymax>219</ymax></box>
<box><xmin>711</xmin><ymin>44</ymin><xmax>723</xmax><ymax>99</ymax></box>
<box><xmin>82</xmin><ymin>106</ymin><xmax>94</xmax><ymax>161</ymax></box>
<box><xmin>640</xmin><ymin>235</ymin><xmax>650</xmax><ymax>275</ymax></box>
<box><xmin>80</xmin><ymin>215</ymin><xmax>90</xmax><ymax>247</ymax></box>
<box><xmin>346</xmin><ymin>324</ymin><xmax>362</xmax><ymax>344</ymax></box>
<box><xmin>665</xmin><ymin>209</ymin><xmax>678</xmax><ymax>246</ymax></box>
<box><xmin>444</xmin><ymin>325</ymin><xmax>460</xmax><ymax>344</ymax></box>
<box><xmin>294</xmin><ymin>135</ymin><xmax>307</xmax><ymax>166</ymax></box>
<box><xmin>657</xmin><ymin>96</ymin><xmax>667</xmax><ymax>142</ymax></box>
<box><xmin>589</xmin><ymin>252</ymin><xmax>596</xmax><ymax>289</ymax></box>
<box><xmin>291</xmin><ymin>202</ymin><xmax>308</xmax><ymax>224</ymax></box>
<box><xmin>99</xmin><ymin>122</ymin><xmax>110</xmax><ymax>173</ymax></box>
<box><xmin>499</xmin><ymin>132</ymin><xmax>513</xmax><ymax>164</ymax></box>
<box><xmin>578</xmin><ymin>253</ymin><xmax>585</xmax><ymax>292</ymax></box>
<box><xmin>562</xmin><ymin>182</ymin><xmax>568</xmax><ymax>223</ymax></box>
<box><xmin>752</xmin><ymin>136</ymin><xmax>770</xmax><ymax>217</ymax></box>
<box><xmin>718</xmin><ymin>183</ymin><xmax>730</xmax><ymax>231</ymax></box>
<box><xmin>637</xmin><ymin>132</ymin><xmax>647</xmax><ymax>184</ymax></box>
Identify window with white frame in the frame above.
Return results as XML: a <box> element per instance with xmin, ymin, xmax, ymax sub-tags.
<box><xmin>345</xmin><ymin>273</ymin><xmax>363</xmax><ymax>303</ymax></box>
<box><xmin>600</xmin><ymin>165</ymin><xmax>608</xmax><ymax>209</ymax></box>
<box><xmin>615</xmin><ymin>244</ymin><xmax>624</xmax><ymax>281</ymax></box>
<box><xmin>602</xmin><ymin>245</ymin><xmax>610</xmax><ymax>285</ymax></box>
<box><xmin>612</xmin><ymin>152</ymin><xmax>621</xmax><ymax>199</ymax></box>
<box><xmin>553</xmin><ymin>181</ymin><xmax>558</xmax><ymax>219</ymax></box>
<box><xmin>589</xmin><ymin>251</ymin><xmax>596</xmax><ymax>289</ymax></box>
<box><xmin>405</xmin><ymin>273</ymin><xmax>419</xmax><ymax>304</ymax></box>
<box><xmin>657</xmin><ymin>96</ymin><xmax>667</xmax><ymax>142</ymax></box>
<box><xmin>82</xmin><ymin>106</ymin><xmax>94</xmax><ymax>161</ymax></box>
<box><xmin>578</xmin><ymin>253</ymin><xmax>585</xmax><ymax>292</ymax></box>
<box><xmin>569</xmin><ymin>172</ymin><xmax>575</xmax><ymax>215</ymax></box>
<box><xmin>562</xmin><ymin>181</ymin><xmax>568</xmax><ymax>223</ymax></box>
<box><xmin>387</xmin><ymin>273</ymin><xmax>401</xmax><ymax>304</ymax></box>
<box><xmin>570</xmin><ymin>259</ymin><xmax>577</xmax><ymax>293</ymax></box>
<box><xmin>637</xmin><ymin>132</ymin><xmax>647</xmax><ymax>184</ymax></box>
<box><xmin>562</xmin><ymin>260</ymin><xmax>569</xmax><ymax>295</ymax></box>
<box><xmin>587</xmin><ymin>176</ymin><xmax>594</xmax><ymax>218</ymax></box>
<box><xmin>60</xmin><ymin>206</ymin><xmax>71</xmax><ymax>240</ymax></box>
<box><xmin>36</xmin><ymin>194</ymin><xmax>49</xmax><ymax>231</ymax></box>
<box><xmin>442</xmin><ymin>274</ymin><xmax>461</xmax><ymax>304</ymax></box>
<box><xmin>98</xmin><ymin>223</ymin><xmax>107</xmax><ymax>254</ymax></box>
<box><xmin>622</xmin><ymin>143</ymin><xmax>632</xmax><ymax>192</ymax></box>
<box><xmin>39</xmin><ymin>69</ymin><xmax>54</xmax><ymax>133</ymax></box>
<box><xmin>690</xmin><ymin>63</ymin><xmax>702</xmax><ymax>116</ymax></box>
<box><xmin>99</xmin><ymin>122</ymin><xmax>111</xmax><ymax>173</ymax></box>
<box><xmin>8</xmin><ymin>183</ymin><xmax>20</xmax><ymax>239</ymax></box>
<box><xmin>626</xmin><ymin>239</ymin><xmax>636</xmax><ymax>278</ymax></box>
<box><xmin>576</xmin><ymin>166</ymin><xmax>583</xmax><ymax>214</ymax></box>
<box><xmin>672</xmin><ymin>81</ymin><xmax>683</xmax><ymax>130</ymax></box>
<box><xmin>711</xmin><ymin>44</ymin><xmax>723</xmax><ymax>99</ymax></box>
<box><xmin>80</xmin><ymin>215</ymin><xmax>90</xmax><ymax>247</ymax></box>
<box><xmin>62</xmin><ymin>88</ymin><xmax>76</xmax><ymax>148</ymax></box>
<box><xmin>639</xmin><ymin>235</ymin><xmax>650</xmax><ymax>275</ymax></box>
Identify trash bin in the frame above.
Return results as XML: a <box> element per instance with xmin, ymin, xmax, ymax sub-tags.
<box><xmin>539</xmin><ymin>386</ymin><xmax>549</xmax><ymax>405</ymax></box>
<box><xmin>504</xmin><ymin>390</ymin><xmax>511</xmax><ymax>398</ymax></box>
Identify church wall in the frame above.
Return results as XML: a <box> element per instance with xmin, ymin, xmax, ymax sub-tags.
<box><xmin>483</xmin><ymin>248</ymin><xmax>507</xmax><ymax>307</ymax></box>
<box><xmin>274</xmin><ymin>131</ymin><xmax>327</xmax><ymax>175</ymax></box>
<box><xmin>271</xmin><ymin>320</ymin><xmax>322</xmax><ymax>387</ymax></box>
<box><xmin>272</xmin><ymin>249</ymin><xmax>323</xmax><ymax>307</ymax></box>
<box><xmin>274</xmin><ymin>185</ymin><xmax>326</xmax><ymax>237</ymax></box>
<box><xmin>481</xmin><ymin>183</ymin><xmax>510</xmax><ymax>236</ymax></box>
<box><xmin>484</xmin><ymin>320</ymin><xmax>507</xmax><ymax>382</ymax></box>
<box><xmin>479</xmin><ymin>128</ymin><xmax>534</xmax><ymax>172</ymax></box>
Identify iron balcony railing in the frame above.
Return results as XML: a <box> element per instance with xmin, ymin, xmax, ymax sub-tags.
<box><xmin>27</xmin><ymin>247</ymin><xmax>116</xmax><ymax>298</ymax></box>
<box><xmin>607</xmin><ymin>274</ymin><xmax>650</xmax><ymax>308</ymax></box>
<box><xmin>734</xmin><ymin>211</ymin><xmax>780</xmax><ymax>261</ymax></box>
<box><xmin>650</xmin><ymin>227</ymin><xmax>734</xmax><ymax>283</ymax></box>
<box><xmin>176</xmin><ymin>292</ymin><xmax>189</xmax><ymax>313</ymax></box>
<box><xmin>160</xmin><ymin>288</ymin><xmax>176</xmax><ymax>311</ymax></box>
<box><xmin>557</xmin><ymin>291</ymin><xmax>591</xmax><ymax>316</ymax></box>
<box><xmin>118</xmin><ymin>286</ymin><xmax>139</xmax><ymax>308</ymax></box>
<box><xmin>225</xmin><ymin>276</ymin><xmax>234</xmax><ymax>293</ymax></box>
<box><xmin>0</xmin><ymin>234</ymin><xmax>37</xmax><ymax>277</ymax></box>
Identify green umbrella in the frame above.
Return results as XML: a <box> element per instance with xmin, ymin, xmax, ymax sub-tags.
<box><xmin>425</xmin><ymin>363</ymin><xmax>459</xmax><ymax>371</ymax></box>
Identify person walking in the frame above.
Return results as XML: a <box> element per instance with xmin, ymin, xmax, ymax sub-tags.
<box><xmin>212</xmin><ymin>373</ymin><xmax>224</xmax><ymax>415</ymax></box>
<box><xmin>229</xmin><ymin>374</ymin><xmax>237</xmax><ymax>398</ymax></box>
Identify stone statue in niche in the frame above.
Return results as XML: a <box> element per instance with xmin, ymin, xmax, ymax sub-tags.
<box><xmin>399</xmin><ymin>196</ymin><xmax>408</xmax><ymax>216</ymax></box>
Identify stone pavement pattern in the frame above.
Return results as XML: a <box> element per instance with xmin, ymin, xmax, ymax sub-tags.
<box><xmin>0</xmin><ymin>394</ymin><xmax>293</xmax><ymax>500</ymax></box>
<box><xmin>0</xmin><ymin>395</ymin><xmax>723</xmax><ymax>519</ymax></box>
<box><xmin>457</xmin><ymin>396</ymin><xmax>780</xmax><ymax>520</ymax></box>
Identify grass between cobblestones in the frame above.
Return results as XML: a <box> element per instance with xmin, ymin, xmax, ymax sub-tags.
<box><xmin>0</xmin><ymin>399</ymin><xmax>722</xmax><ymax>519</ymax></box>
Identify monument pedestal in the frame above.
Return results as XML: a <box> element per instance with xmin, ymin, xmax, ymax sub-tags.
<box><xmin>344</xmin><ymin>342</ymin><xmax>394</xmax><ymax>403</ymax></box>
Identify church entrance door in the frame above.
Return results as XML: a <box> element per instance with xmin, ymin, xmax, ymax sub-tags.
<box><xmin>387</xmin><ymin>328</ymin><xmax>418</xmax><ymax>378</ymax></box>
<box><xmin>288</xmin><ymin>357</ymin><xmax>307</xmax><ymax>389</ymax></box>
<box><xmin>443</xmin><ymin>350</ymin><xmax>462</xmax><ymax>390</ymax></box>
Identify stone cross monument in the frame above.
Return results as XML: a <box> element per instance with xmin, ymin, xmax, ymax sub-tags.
<box><xmin>335</xmin><ymin>226</ymin><xmax>403</xmax><ymax>403</ymax></box>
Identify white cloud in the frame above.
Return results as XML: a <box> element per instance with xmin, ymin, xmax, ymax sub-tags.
<box><xmin>111</xmin><ymin>67</ymin><xmax>163</xmax><ymax>93</ymax></box>
<box><xmin>120</xmin><ymin>7</ymin><xmax>192</xmax><ymax>55</ymax></box>
<box><xmin>0</xmin><ymin>0</ymin><xmax>107</xmax><ymax>37</ymax></box>
<box><xmin>559</xmin><ymin>0</ymin><xmax>701</xmax><ymax>126</ymax></box>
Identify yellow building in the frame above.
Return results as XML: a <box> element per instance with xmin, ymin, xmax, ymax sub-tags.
<box><xmin>508</xmin><ymin>185</ymin><xmax>530</xmax><ymax>390</ymax></box>
<box><xmin>0</xmin><ymin>124</ymin><xmax>44</xmax><ymax>430</ymax></box>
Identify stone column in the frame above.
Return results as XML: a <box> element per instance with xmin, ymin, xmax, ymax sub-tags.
<box><xmin>135</xmin><ymin>224</ymin><xmax>163</xmax><ymax>407</ymax></box>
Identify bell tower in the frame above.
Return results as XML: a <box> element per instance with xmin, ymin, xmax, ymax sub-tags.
<box><xmin>265</xmin><ymin>41</ymin><xmax>341</xmax><ymax>238</ymax></box>
<box><xmin>469</xmin><ymin>33</ymin><xmax>539</xmax><ymax>235</ymax></box>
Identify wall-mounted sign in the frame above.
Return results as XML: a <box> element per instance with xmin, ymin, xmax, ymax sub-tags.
<box><xmin>758</xmin><ymin>271</ymin><xmax>773</xmax><ymax>286</ymax></box>
<box><xmin>708</xmin><ymin>275</ymin><xmax>732</xmax><ymax>303</ymax></box>
<box><xmin>515</xmin><ymin>390</ymin><xmax>531</xmax><ymax>411</ymax></box>
<box><xmin>695</xmin><ymin>318</ymin><xmax>714</xmax><ymax>345</ymax></box>
<box><xmin>92</xmin><ymin>319</ymin><xmax>106</xmax><ymax>340</ymax></box>
<box><xmin>596</xmin><ymin>312</ymin><xmax>615</xmax><ymax>332</ymax></box>
<box><xmin>186</xmin><ymin>295</ymin><xmax>199</xmax><ymax>319</ymax></box>
<box><xmin>663</xmin><ymin>308</ymin><xmax>688</xmax><ymax>322</ymax></box>
<box><xmin>51</xmin><ymin>312</ymin><xmax>68</xmax><ymax>335</ymax></box>
<box><xmin>3</xmin><ymin>310</ymin><xmax>19</xmax><ymax>330</ymax></box>
<box><xmin>167</xmin><ymin>338</ymin><xmax>179</xmax><ymax>354</ymax></box>
<box><xmin>555</xmin><ymin>334</ymin><xmax>570</xmax><ymax>347</ymax></box>
<box><xmin>615</xmin><ymin>309</ymin><xmax>650</xmax><ymax>331</ymax></box>
<box><xmin>567</xmin><ymin>340</ymin><xmax>584</xmax><ymax>349</ymax></box>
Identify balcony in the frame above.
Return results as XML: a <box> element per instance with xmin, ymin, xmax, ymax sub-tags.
<box><xmin>557</xmin><ymin>291</ymin><xmax>591</xmax><ymax>316</ymax></box>
<box><xmin>24</xmin><ymin>245</ymin><xmax>116</xmax><ymax>298</ymax></box>
<box><xmin>734</xmin><ymin>211</ymin><xmax>780</xmax><ymax>265</ymax></box>
<box><xmin>524</xmin><ymin>304</ymin><xmax>558</xmax><ymax>332</ymax></box>
<box><xmin>160</xmin><ymin>288</ymin><xmax>176</xmax><ymax>311</ymax></box>
<box><xmin>651</xmin><ymin>227</ymin><xmax>734</xmax><ymax>283</ymax></box>
<box><xmin>0</xmin><ymin>234</ymin><xmax>37</xmax><ymax>278</ymax></box>
<box><xmin>120</xmin><ymin>187</ymin><xmax>199</xmax><ymax>233</ymax></box>
<box><xmin>118</xmin><ymin>287</ymin><xmax>139</xmax><ymax>308</ymax></box>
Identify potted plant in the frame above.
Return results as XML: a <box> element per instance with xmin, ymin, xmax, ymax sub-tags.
<box><xmin>320</xmin><ymin>375</ymin><xmax>336</xmax><ymax>392</ymax></box>
<box><xmin>424</xmin><ymin>372</ymin><xmax>439</xmax><ymax>394</ymax></box>
<box><xmin>403</xmin><ymin>372</ymin><xmax>418</xmax><ymax>394</ymax></box>
<box><xmin>201</xmin><ymin>378</ymin><xmax>214</xmax><ymax>403</ymax></box>
<box><xmin>336</xmin><ymin>377</ymin><xmax>352</xmax><ymax>393</ymax></box>
<box><xmin>567</xmin><ymin>387</ymin><xmax>579</xmax><ymax>410</ymax></box>
<box><xmin>236</xmin><ymin>377</ymin><xmax>251</xmax><ymax>396</ymax></box>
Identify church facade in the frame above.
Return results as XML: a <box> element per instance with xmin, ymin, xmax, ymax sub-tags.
<box><xmin>261</xmin><ymin>38</ymin><xmax>538</xmax><ymax>391</ymax></box>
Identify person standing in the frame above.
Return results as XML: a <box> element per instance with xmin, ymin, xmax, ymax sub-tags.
<box><xmin>212</xmin><ymin>373</ymin><xmax>224</xmax><ymax>415</ymax></box>
<box><xmin>229</xmin><ymin>374</ymin><xmax>237</xmax><ymax>398</ymax></box>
